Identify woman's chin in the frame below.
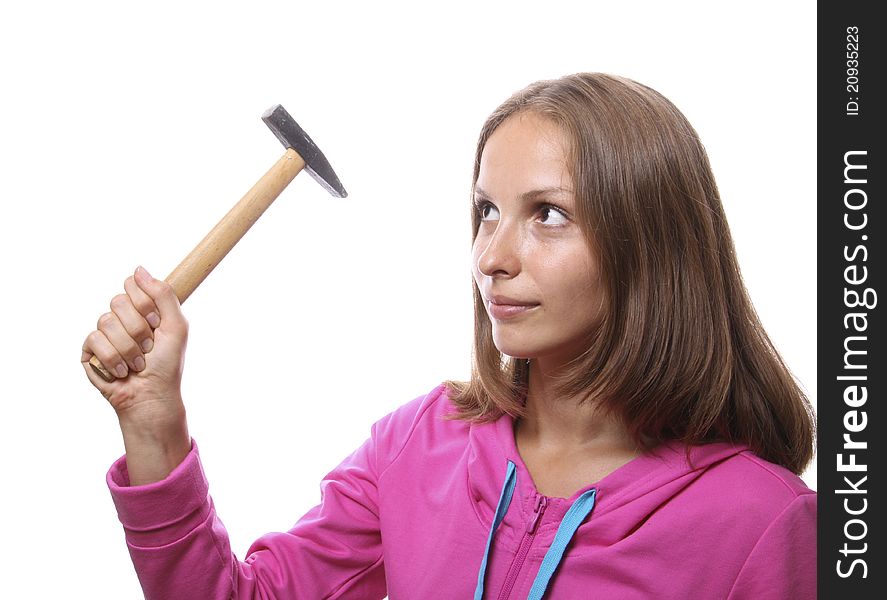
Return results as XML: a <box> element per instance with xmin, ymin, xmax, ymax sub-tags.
<box><xmin>491</xmin><ymin>338</ymin><xmax>538</xmax><ymax>360</ymax></box>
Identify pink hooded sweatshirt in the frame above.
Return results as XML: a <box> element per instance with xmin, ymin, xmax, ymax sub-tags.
<box><xmin>107</xmin><ymin>383</ymin><xmax>817</xmax><ymax>599</ymax></box>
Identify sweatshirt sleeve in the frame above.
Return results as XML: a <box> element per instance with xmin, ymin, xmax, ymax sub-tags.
<box><xmin>107</xmin><ymin>432</ymin><xmax>387</xmax><ymax>600</ymax></box>
<box><xmin>726</xmin><ymin>493</ymin><xmax>817</xmax><ymax>600</ymax></box>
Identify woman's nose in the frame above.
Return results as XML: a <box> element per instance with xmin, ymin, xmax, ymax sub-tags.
<box><xmin>475</xmin><ymin>220</ymin><xmax>521</xmax><ymax>278</ymax></box>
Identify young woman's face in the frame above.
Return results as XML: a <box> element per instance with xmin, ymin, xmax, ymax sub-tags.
<box><xmin>471</xmin><ymin>111</ymin><xmax>604</xmax><ymax>366</ymax></box>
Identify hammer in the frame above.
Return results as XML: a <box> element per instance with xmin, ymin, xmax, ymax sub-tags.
<box><xmin>89</xmin><ymin>104</ymin><xmax>347</xmax><ymax>382</ymax></box>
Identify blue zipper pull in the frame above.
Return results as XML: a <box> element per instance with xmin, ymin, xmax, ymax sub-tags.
<box><xmin>526</xmin><ymin>495</ymin><xmax>548</xmax><ymax>533</ymax></box>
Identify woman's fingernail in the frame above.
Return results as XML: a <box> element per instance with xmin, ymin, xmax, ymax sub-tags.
<box><xmin>146</xmin><ymin>312</ymin><xmax>160</xmax><ymax>328</ymax></box>
<box><xmin>115</xmin><ymin>364</ymin><xmax>128</xmax><ymax>379</ymax></box>
<box><xmin>141</xmin><ymin>338</ymin><xmax>154</xmax><ymax>353</ymax></box>
<box><xmin>134</xmin><ymin>356</ymin><xmax>146</xmax><ymax>371</ymax></box>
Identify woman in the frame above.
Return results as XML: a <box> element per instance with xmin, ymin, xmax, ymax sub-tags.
<box><xmin>83</xmin><ymin>73</ymin><xmax>816</xmax><ymax>599</ymax></box>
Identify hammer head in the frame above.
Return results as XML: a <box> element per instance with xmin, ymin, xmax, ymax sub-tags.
<box><xmin>262</xmin><ymin>104</ymin><xmax>348</xmax><ymax>198</ymax></box>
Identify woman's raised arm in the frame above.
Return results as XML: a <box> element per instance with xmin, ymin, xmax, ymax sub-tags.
<box><xmin>82</xmin><ymin>266</ymin><xmax>191</xmax><ymax>485</ymax></box>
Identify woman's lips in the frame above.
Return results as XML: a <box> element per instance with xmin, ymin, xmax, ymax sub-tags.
<box><xmin>489</xmin><ymin>302</ymin><xmax>539</xmax><ymax>320</ymax></box>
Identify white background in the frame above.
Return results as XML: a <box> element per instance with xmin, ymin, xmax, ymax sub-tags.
<box><xmin>0</xmin><ymin>1</ymin><xmax>816</xmax><ymax>596</ymax></box>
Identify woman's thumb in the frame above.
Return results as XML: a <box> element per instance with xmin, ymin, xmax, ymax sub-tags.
<box><xmin>134</xmin><ymin>266</ymin><xmax>183</xmax><ymax>323</ymax></box>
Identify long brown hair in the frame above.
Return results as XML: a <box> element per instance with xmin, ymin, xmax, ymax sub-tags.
<box><xmin>444</xmin><ymin>72</ymin><xmax>815</xmax><ymax>475</ymax></box>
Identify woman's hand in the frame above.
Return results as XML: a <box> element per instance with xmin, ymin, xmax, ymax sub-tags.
<box><xmin>82</xmin><ymin>266</ymin><xmax>191</xmax><ymax>484</ymax></box>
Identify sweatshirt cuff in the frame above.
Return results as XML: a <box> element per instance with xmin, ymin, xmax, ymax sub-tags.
<box><xmin>106</xmin><ymin>438</ymin><xmax>211</xmax><ymax>547</ymax></box>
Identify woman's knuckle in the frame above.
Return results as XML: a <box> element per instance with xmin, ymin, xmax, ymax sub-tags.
<box><xmin>110</xmin><ymin>294</ymin><xmax>129</xmax><ymax>311</ymax></box>
<box><xmin>117</xmin><ymin>338</ymin><xmax>142</xmax><ymax>356</ymax></box>
<box><xmin>131</xmin><ymin>320</ymin><xmax>151</xmax><ymax>340</ymax></box>
<box><xmin>86</xmin><ymin>331</ymin><xmax>115</xmax><ymax>362</ymax></box>
<box><xmin>138</xmin><ymin>299</ymin><xmax>157</xmax><ymax>317</ymax></box>
<box><xmin>158</xmin><ymin>281</ymin><xmax>177</xmax><ymax>300</ymax></box>
<box><xmin>85</xmin><ymin>329</ymin><xmax>103</xmax><ymax>348</ymax></box>
<box><xmin>97</xmin><ymin>312</ymin><xmax>116</xmax><ymax>330</ymax></box>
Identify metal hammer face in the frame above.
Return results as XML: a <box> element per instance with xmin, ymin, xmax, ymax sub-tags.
<box><xmin>262</xmin><ymin>104</ymin><xmax>348</xmax><ymax>198</ymax></box>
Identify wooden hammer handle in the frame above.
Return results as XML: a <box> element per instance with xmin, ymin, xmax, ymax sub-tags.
<box><xmin>88</xmin><ymin>148</ymin><xmax>307</xmax><ymax>382</ymax></box>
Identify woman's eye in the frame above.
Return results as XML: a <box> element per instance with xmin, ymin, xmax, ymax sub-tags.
<box><xmin>538</xmin><ymin>205</ymin><xmax>569</xmax><ymax>226</ymax></box>
<box><xmin>475</xmin><ymin>201</ymin><xmax>569</xmax><ymax>226</ymax></box>
<box><xmin>477</xmin><ymin>202</ymin><xmax>499</xmax><ymax>221</ymax></box>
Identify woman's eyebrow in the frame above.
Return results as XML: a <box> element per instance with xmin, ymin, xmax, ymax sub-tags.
<box><xmin>473</xmin><ymin>186</ymin><xmax>572</xmax><ymax>201</ymax></box>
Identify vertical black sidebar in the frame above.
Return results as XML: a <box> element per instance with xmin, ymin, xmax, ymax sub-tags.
<box><xmin>818</xmin><ymin>2</ymin><xmax>885</xmax><ymax>597</ymax></box>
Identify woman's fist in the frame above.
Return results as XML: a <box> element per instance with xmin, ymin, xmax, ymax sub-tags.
<box><xmin>82</xmin><ymin>266</ymin><xmax>188</xmax><ymax>420</ymax></box>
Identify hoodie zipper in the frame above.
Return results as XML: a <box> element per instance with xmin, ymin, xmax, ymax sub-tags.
<box><xmin>496</xmin><ymin>495</ymin><xmax>548</xmax><ymax>600</ymax></box>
